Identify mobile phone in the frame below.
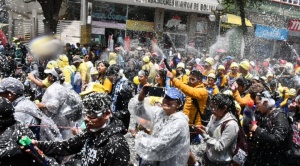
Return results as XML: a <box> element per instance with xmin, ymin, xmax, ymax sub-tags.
<box><xmin>144</xmin><ymin>86</ymin><xmax>165</xmax><ymax>97</ymax></box>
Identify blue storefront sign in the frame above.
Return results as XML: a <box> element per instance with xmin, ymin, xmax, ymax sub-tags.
<box><xmin>255</xmin><ymin>25</ymin><xmax>288</xmax><ymax>40</ymax></box>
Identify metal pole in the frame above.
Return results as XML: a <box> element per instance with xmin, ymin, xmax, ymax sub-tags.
<box><xmin>81</xmin><ymin>0</ymin><xmax>87</xmax><ymax>25</ymax></box>
<box><xmin>125</xmin><ymin>5</ymin><xmax>129</xmax><ymax>36</ymax></box>
<box><xmin>215</xmin><ymin>12</ymin><xmax>220</xmax><ymax>42</ymax></box>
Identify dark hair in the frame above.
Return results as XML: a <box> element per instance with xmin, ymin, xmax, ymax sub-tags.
<box><xmin>236</xmin><ymin>77</ymin><xmax>251</xmax><ymax>89</ymax></box>
<box><xmin>211</xmin><ymin>93</ymin><xmax>242</xmax><ymax>127</ymax></box>
<box><xmin>97</xmin><ymin>60</ymin><xmax>110</xmax><ymax>68</ymax></box>
<box><xmin>106</xmin><ymin>64</ymin><xmax>120</xmax><ymax>76</ymax></box>
<box><xmin>190</xmin><ymin>70</ymin><xmax>203</xmax><ymax>80</ymax></box>
<box><xmin>157</xmin><ymin>69</ymin><xmax>167</xmax><ymax>87</ymax></box>
<box><xmin>142</xmin><ymin>70</ymin><xmax>149</xmax><ymax>77</ymax></box>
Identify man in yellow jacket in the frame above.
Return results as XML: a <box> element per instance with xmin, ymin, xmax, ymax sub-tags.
<box><xmin>167</xmin><ymin>70</ymin><xmax>208</xmax><ymax>127</ymax></box>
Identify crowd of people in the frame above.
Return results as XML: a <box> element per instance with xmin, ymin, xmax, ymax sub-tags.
<box><xmin>0</xmin><ymin>39</ymin><xmax>300</xmax><ymax>166</ymax></box>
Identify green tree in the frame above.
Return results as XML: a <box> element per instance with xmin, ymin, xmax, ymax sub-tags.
<box><xmin>222</xmin><ymin>0</ymin><xmax>266</xmax><ymax>57</ymax></box>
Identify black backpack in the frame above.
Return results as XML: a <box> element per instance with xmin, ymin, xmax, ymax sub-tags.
<box><xmin>192</xmin><ymin>91</ymin><xmax>212</xmax><ymax>126</ymax></box>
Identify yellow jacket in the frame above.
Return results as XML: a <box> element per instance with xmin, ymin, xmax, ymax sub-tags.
<box><xmin>233</xmin><ymin>90</ymin><xmax>252</xmax><ymax>108</ymax></box>
<box><xmin>172</xmin><ymin>78</ymin><xmax>208</xmax><ymax>126</ymax></box>
<box><xmin>78</xmin><ymin>62</ymin><xmax>90</xmax><ymax>83</ymax></box>
<box><xmin>63</xmin><ymin>66</ymin><xmax>74</xmax><ymax>83</ymax></box>
<box><xmin>98</xmin><ymin>77</ymin><xmax>112</xmax><ymax>93</ymax></box>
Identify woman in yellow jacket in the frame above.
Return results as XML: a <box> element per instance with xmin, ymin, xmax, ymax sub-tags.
<box><xmin>96</xmin><ymin>60</ymin><xmax>112</xmax><ymax>93</ymax></box>
<box><xmin>172</xmin><ymin>62</ymin><xmax>189</xmax><ymax>84</ymax></box>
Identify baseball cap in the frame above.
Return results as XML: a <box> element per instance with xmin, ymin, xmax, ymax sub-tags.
<box><xmin>73</xmin><ymin>55</ymin><xmax>82</xmax><ymax>63</ymax></box>
<box><xmin>44</xmin><ymin>68</ymin><xmax>59</xmax><ymax>78</ymax></box>
<box><xmin>80</xmin><ymin>82</ymin><xmax>106</xmax><ymax>96</ymax></box>
<box><xmin>225</xmin><ymin>56</ymin><xmax>234</xmax><ymax>60</ymax></box>
<box><xmin>0</xmin><ymin>77</ymin><xmax>24</xmax><ymax>95</ymax></box>
<box><xmin>164</xmin><ymin>87</ymin><xmax>185</xmax><ymax>105</ymax></box>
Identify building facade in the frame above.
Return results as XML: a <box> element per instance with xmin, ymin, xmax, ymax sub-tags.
<box><xmin>92</xmin><ymin>0</ymin><xmax>219</xmax><ymax>52</ymax></box>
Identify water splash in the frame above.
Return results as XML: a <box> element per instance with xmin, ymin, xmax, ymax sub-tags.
<box><xmin>208</xmin><ymin>28</ymin><xmax>240</xmax><ymax>57</ymax></box>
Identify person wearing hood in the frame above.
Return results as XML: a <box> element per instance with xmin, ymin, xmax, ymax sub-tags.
<box><xmin>0</xmin><ymin>97</ymin><xmax>38</xmax><ymax>166</ymax></box>
<box><xmin>206</xmin><ymin>73</ymin><xmax>219</xmax><ymax>95</ymax></box>
<box><xmin>37</xmin><ymin>67</ymin><xmax>82</xmax><ymax>139</ymax></box>
<box><xmin>226</xmin><ymin>62</ymin><xmax>240</xmax><ymax>87</ymax></box>
<box><xmin>0</xmin><ymin>77</ymin><xmax>62</xmax><ymax>141</ymax></box>
<box><xmin>216</xmin><ymin>65</ymin><xmax>227</xmax><ymax>91</ymax></box>
<box><xmin>33</xmin><ymin>93</ymin><xmax>130</xmax><ymax>166</ymax></box>
<box><xmin>239</xmin><ymin>60</ymin><xmax>253</xmax><ymax>80</ymax></box>
<box><xmin>174</xmin><ymin>62</ymin><xmax>189</xmax><ymax>84</ymax></box>
<box><xmin>57</xmin><ymin>54</ymin><xmax>75</xmax><ymax>86</ymax></box>
<box><xmin>202</xmin><ymin>57</ymin><xmax>215</xmax><ymax>83</ymax></box>
<box><xmin>129</xmin><ymin>87</ymin><xmax>190</xmax><ymax>166</ymax></box>
<box><xmin>194</xmin><ymin>93</ymin><xmax>241</xmax><ymax>165</ymax></box>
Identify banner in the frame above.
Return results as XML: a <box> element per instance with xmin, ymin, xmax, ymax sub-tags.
<box><xmin>288</xmin><ymin>19</ymin><xmax>300</xmax><ymax>32</ymax></box>
<box><xmin>255</xmin><ymin>25</ymin><xmax>288</xmax><ymax>41</ymax></box>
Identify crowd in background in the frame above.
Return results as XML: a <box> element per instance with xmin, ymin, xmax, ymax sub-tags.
<box><xmin>0</xmin><ymin>38</ymin><xmax>300</xmax><ymax>166</ymax></box>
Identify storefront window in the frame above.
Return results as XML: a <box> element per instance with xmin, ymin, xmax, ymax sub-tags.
<box><xmin>128</xmin><ymin>6</ymin><xmax>155</xmax><ymax>22</ymax></box>
<box><xmin>164</xmin><ymin>10</ymin><xmax>188</xmax><ymax>33</ymax></box>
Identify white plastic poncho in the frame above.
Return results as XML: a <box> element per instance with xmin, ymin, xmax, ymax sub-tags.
<box><xmin>128</xmin><ymin>96</ymin><xmax>190</xmax><ymax>166</ymax></box>
<box><xmin>41</xmin><ymin>82</ymin><xmax>80</xmax><ymax>139</ymax></box>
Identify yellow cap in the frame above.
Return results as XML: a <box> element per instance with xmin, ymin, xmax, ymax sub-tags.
<box><xmin>218</xmin><ymin>65</ymin><xmax>225</xmax><ymax>70</ymax></box>
<box><xmin>266</xmin><ymin>72</ymin><xmax>273</xmax><ymax>78</ymax></box>
<box><xmin>57</xmin><ymin>54</ymin><xmax>69</xmax><ymax>69</ymax></box>
<box><xmin>239</xmin><ymin>61</ymin><xmax>250</xmax><ymax>71</ymax></box>
<box><xmin>205</xmin><ymin>57</ymin><xmax>214</xmax><ymax>66</ymax></box>
<box><xmin>80</xmin><ymin>82</ymin><xmax>106</xmax><ymax>96</ymax></box>
<box><xmin>185</xmin><ymin>69</ymin><xmax>190</xmax><ymax>76</ymax></box>
<box><xmin>109</xmin><ymin>60</ymin><xmax>116</xmax><ymax>65</ymax></box>
<box><xmin>207</xmin><ymin>73</ymin><xmax>216</xmax><ymax>79</ymax></box>
<box><xmin>46</xmin><ymin>60</ymin><xmax>58</xmax><ymax>69</ymax></box>
<box><xmin>230</xmin><ymin>62</ymin><xmax>238</xmax><ymax>68</ymax></box>
<box><xmin>90</xmin><ymin>67</ymin><xmax>98</xmax><ymax>75</ymax></box>
<box><xmin>133</xmin><ymin>76</ymin><xmax>140</xmax><ymax>85</ymax></box>
<box><xmin>58</xmin><ymin>54</ymin><xmax>68</xmax><ymax>62</ymax></box>
<box><xmin>289</xmin><ymin>88</ymin><xmax>297</xmax><ymax>96</ymax></box>
<box><xmin>143</xmin><ymin>56</ymin><xmax>150</xmax><ymax>63</ymax></box>
<box><xmin>177</xmin><ymin>62</ymin><xmax>185</xmax><ymax>69</ymax></box>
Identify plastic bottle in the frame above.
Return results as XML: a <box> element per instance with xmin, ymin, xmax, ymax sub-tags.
<box><xmin>19</xmin><ymin>136</ymin><xmax>50</xmax><ymax>166</ymax></box>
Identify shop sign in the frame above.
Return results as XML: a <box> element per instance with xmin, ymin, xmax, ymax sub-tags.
<box><xmin>126</xmin><ymin>20</ymin><xmax>154</xmax><ymax>32</ymax></box>
<box><xmin>271</xmin><ymin>0</ymin><xmax>300</xmax><ymax>7</ymax></box>
<box><xmin>92</xmin><ymin>12</ymin><xmax>127</xmax><ymax>22</ymax></box>
<box><xmin>255</xmin><ymin>25</ymin><xmax>288</xmax><ymax>41</ymax></box>
<box><xmin>92</xmin><ymin>27</ymin><xmax>105</xmax><ymax>34</ymax></box>
<box><xmin>288</xmin><ymin>19</ymin><xmax>300</xmax><ymax>32</ymax></box>
<box><xmin>133</xmin><ymin>0</ymin><xmax>217</xmax><ymax>12</ymax></box>
<box><xmin>92</xmin><ymin>21</ymin><xmax>126</xmax><ymax>29</ymax></box>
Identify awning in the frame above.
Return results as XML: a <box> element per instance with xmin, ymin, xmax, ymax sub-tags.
<box><xmin>221</xmin><ymin>14</ymin><xmax>252</xmax><ymax>27</ymax></box>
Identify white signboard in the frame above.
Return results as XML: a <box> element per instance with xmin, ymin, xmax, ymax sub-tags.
<box><xmin>92</xmin><ymin>27</ymin><xmax>105</xmax><ymax>34</ymax></box>
<box><xmin>59</xmin><ymin>21</ymin><xmax>81</xmax><ymax>44</ymax></box>
<box><xmin>95</xmin><ymin>0</ymin><xmax>218</xmax><ymax>13</ymax></box>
